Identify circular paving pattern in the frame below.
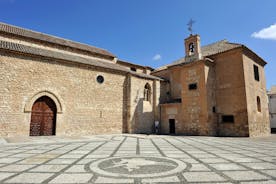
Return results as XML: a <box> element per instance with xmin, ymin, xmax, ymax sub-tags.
<box><xmin>87</xmin><ymin>156</ymin><xmax>187</xmax><ymax>178</ymax></box>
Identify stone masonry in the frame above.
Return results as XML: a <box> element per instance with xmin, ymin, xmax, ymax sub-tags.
<box><xmin>0</xmin><ymin>22</ymin><xmax>271</xmax><ymax>137</ymax></box>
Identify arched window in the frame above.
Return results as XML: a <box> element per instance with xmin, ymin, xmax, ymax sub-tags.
<box><xmin>144</xmin><ymin>83</ymin><xmax>151</xmax><ymax>102</ymax></box>
<box><xmin>257</xmin><ymin>96</ymin><xmax>261</xmax><ymax>112</ymax></box>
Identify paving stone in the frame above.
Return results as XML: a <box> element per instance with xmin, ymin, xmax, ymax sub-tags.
<box><xmin>49</xmin><ymin>173</ymin><xmax>93</xmax><ymax>183</ymax></box>
<box><xmin>18</xmin><ymin>158</ymin><xmax>49</xmax><ymax>164</ymax></box>
<box><xmin>142</xmin><ymin>176</ymin><xmax>180</xmax><ymax>183</ymax></box>
<box><xmin>47</xmin><ymin>158</ymin><xmax>78</xmax><ymax>164</ymax></box>
<box><xmin>85</xmin><ymin>154</ymin><xmax>109</xmax><ymax>158</ymax></box>
<box><xmin>0</xmin><ymin>153</ymin><xmax>13</xmax><ymax>157</ymax></box>
<box><xmin>223</xmin><ymin>171</ymin><xmax>270</xmax><ymax>181</ymax></box>
<box><xmin>0</xmin><ymin>173</ymin><xmax>16</xmax><ymax>180</ymax></box>
<box><xmin>9</xmin><ymin>153</ymin><xmax>36</xmax><ymax>158</ymax></box>
<box><xmin>58</xmin><ymin>154</ymin><xmax>84</xmax><ymax>158</ymax></box>
<box><xmin>25</xmin><ymin>150</ymin><xmax>48</xmax><ymax>154</ymax></box>
<box><xmin>35</xmin><ymin>154</ymin><xmax>59</xmax><ymax>159</ymax></box>
<box><xmin>190</xmin><ymin>163</ymin><xmax>211</xmax><ymax>171</ymax></box>
<box><xmin>228</xmin><ymin>157</ymin><xmax>262</xmax><ymax>163</ymax></box>
<box><xmin>183</xmin><ymin>172</ymin><xmax>226</xmax><ymax>182</ymax></box>
<box><xmin>260</xmin><ymin>170</ymin><xmax>276</xmax><ymax>177</ymax></box>
<box><xmin>0</xmin><ymin>164</ymin><xmax>35</xmax><ymax>172</ymax></box>
<box><xmin>30</xmin><ymin>164</ymin><xmax>68</xmax><ymax>172</ymax></box>
<box><xmin>95</xmin><ymin>177</ymin><xmax>133</xmax><ymax>183</ymax></box>
<box><xmin>69</xmin><ymin>150</ymin><xmax>90</xmax><ymax>154</ymax></box>
<box><xmin>5</xmin><ymin>173</ymin><xmax>53</xmax><ymax>183</ymax></box>
<box><xmin>65</xmin><ymin>165</ymin><xmax>86</xmax><ymax>172</ymax></box>
<box><xmin>209</xmin><ymin>163</ymin><xmax>248</xmax><ymax>171</ymax></box>
<box><xmin>240</xmin><ymin>180</ymin><xmax>276</xmax><ymax>184</ymax></box>
<box><xmin>200</xmin><ymin>158</ymin><xmax>230</xmax><ymax>163</ymax></box>
<box><xmin>241</xmin><ymin>162</ymin><xmax>276</xmax><ymax>170</ymax></box>
<box><xmin>76</xmin><ymin>158</ymin><xmax>96</xmax><ymax>164</ymax></box>
<box><xmin>181</xmin><ymin>158</ymin><xmax>199</xmax><ymax>164</ymax></box>
<box><xmin>0</xmin><ymin>135</ymin><xmax>276</xmax><ymax>183</ymax></box>
<box><xmin>165</xmin><ymin>154</ymin><xmax>191</xmax><ymax>158</ymax></box>
<box><xmin>0</xmin><ymin>157</ymin><xmax>22</xmax><ymax>164</ymax></box>
<box><xmin>192</xmin><ymin>153</ymin><xmax>218</xmax><ymax>158</ymax></box>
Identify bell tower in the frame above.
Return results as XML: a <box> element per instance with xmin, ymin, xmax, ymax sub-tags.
<box><xmin>184</xmin><ymin>19</ymin><xmax>202</xmax><ymax>62</ymax></box>
<box><xmin>185</xmin><ymin>34</ymin><xmax>202</xmax><ymax>60</ymax></box>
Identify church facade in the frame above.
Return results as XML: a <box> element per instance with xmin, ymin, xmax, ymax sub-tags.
<box><xmin>0</xmin><ymin>22</ymin><xmax>161</xmax><ymax>137</ymax></box>
<box><xmin>153</xmin><ymin>35</ymin><xmax>270</xmax><ymax>137</ymax></box>
<box><xmin>0</xmin><ymin>22</ymin><xmax>270</xmax><ymax>137</ymax></box>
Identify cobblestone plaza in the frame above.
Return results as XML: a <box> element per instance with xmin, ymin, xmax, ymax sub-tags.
<box><xmin>0</xmin><ymin>135</ymin><xmax>276</xmax><ymax>183</ymax></box>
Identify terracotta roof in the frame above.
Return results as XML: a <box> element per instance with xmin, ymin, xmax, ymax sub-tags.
<box><xmin>153</xmin><ymin>40</ymin><xmax>242</xmax><ymax>72</ymax></box>
<box><xmin>0</xmin><ymin>40</ymin><xmax>161</xmax><ymax>81</ymax></box>
<box><xmin>202</xmin><ymin>40</ymin><xmax>241</xmax><ymax>56</ymax></box>
<box><xmin>0</xmin><ymin>22</ymin><xmax>115</xmax><ymax>58</ymax></box>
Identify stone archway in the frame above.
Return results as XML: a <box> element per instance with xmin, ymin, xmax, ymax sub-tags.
<box><xmin>30</xmin><ymin>96</ymin><xmax>57</xmax><ymax>136</ymax></box>
<box><xmin>24</xmin><ymin>91</ymin><xmax>62</xmax><ymax>113</ymax></box>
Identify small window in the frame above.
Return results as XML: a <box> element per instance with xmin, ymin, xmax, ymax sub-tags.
<box><xmin>130</xmin><ymin>67</ymin><xmax>137</xmax><ymax>72</ymax></box>
<box><xmin>257</xmin><ymin>96</ymin><xmax>261</xmax><ymax>112</ymax></box>
<box><xmin>222</xmin><ymin>115</ymin><xmax>234</xmax><ymax>123</ymax></box>
<box><xmin>96</xmin><ymin>75</ymin><xmax>104</xmax><ymax>84</ymax></box>
<box><xmin>253</xmin><ymin>65</ymin><xmax>259</xmax><ymax>81</ymax></box>
<box><xmin>212</xmin><ymin>106</ymin><xmax>216</xmax><ymax>113</ymax></box>
<box><xmin>189</xmin><ymin>83</ymin><xmax>197</xmax><ymax>90</ymax></box>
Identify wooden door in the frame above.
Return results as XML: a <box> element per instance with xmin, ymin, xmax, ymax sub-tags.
<box><xmin>30</xmin><ymin>96</ymin><xmax>56</xmax><ymax>136</ymax></box>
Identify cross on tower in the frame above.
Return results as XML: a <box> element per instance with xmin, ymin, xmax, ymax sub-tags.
<box><xmin>187</xmin><ymin>19</ymin><xmax>195</xmax><ymax>34</ymax></box>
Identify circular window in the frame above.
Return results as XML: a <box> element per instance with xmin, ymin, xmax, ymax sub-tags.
<box><xmin>97</xmin><ymin>75</ymin><xmax>104</xmax><ymax>84</ymax></box>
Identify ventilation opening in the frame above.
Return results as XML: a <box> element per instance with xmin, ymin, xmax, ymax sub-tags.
<box><xmin>189</xmin><ymin>83</ymin><xmax>197</xmax><ymax>90</ymax></box>
<box><xmin>222</xmin><ymin>115</ymin><xmax>234</xmax><ymax>123</ymax></box>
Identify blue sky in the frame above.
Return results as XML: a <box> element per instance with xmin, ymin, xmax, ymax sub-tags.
<box><xmin>0</xmin><ymin>0</ymin><xmax>275</xmax><ymax>89</ymax></box>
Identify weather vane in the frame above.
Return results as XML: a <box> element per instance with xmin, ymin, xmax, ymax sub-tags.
<box><xmin>187</xmin><ymin>19</ymin><xmax>196</xmax><ymax>34</ymax></box>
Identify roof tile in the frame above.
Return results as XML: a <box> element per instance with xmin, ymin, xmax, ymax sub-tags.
<box><xmin>0</xmin><ymin>22</ymin><xmax>115</xmax><ymax>58</ymax></box>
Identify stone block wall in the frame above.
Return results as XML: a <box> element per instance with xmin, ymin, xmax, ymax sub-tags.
<box><xmin>268</xmin><ymin>92</ymin><xmax>276</xmax><ymax>130</ymax></box>
<box><xmin>0</xmin><ymin>52</ymin><xmax>126</xmax><ymax>136</ymax></box>
<box><xmin>212</xmin><ymin>49</ymin><xmax>249</xmax><ymax>136</ymax></box>
<box><xmin>129</xmin><ymin>76</ymin><xmax>157</xmax><ymax>134</ymax></box>
<box><xmin>243</xmin><ymin>52</ymin><xmax>270</xmax><ymax>137</ymax></box>
<box><xmin>179</xmin><ymin>62</ymin><xmax>210</xmax><ymax>135</ymax></box>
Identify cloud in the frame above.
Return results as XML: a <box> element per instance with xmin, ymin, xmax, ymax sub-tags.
<box><xmin>152</xmin><ymin>54</ymin><xmax>162</xmax><ymax>61</ymax></box>
<box><xmin>251</xmin><ymin>23</ymin><xmax>276</xmax><ymax>40</ymax></box>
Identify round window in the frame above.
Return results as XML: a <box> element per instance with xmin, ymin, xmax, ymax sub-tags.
<box><xmin>97</xmin><ymin>75</ymin><xmax>104</xmax><ymax>84</ymax></box>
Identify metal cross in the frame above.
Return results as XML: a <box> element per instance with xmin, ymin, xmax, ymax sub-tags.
<box><xmin>187</xmin><ymin>19</ymin><xmax>195</xmax><ymax>34</ymax></box>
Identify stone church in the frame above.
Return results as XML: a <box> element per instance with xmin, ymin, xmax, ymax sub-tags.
<box><xmin>0</xmin><ymin>22</ymin><xmax>270</xmax><ymax>137</ymax></box>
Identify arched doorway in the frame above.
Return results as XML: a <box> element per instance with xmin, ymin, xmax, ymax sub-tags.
<box><xmin>30</xmin><ymin>96</ymin><xmax>57</xmax><ymax>136</ymax></box>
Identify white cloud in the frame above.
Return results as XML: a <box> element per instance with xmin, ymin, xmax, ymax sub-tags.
<box><xmin>251</xmin><ymin>23</ymin><xmax>276</xmax><ymax>40</ymax></box>
<box><xmin>152</xmin><ymin>54</ymin><xmax>162</xmax><ymax>61</ymax></box>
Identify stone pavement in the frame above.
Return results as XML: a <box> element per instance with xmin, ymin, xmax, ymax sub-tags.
<box><xmin>0</xmin><ymin>134</ymin><xmax>276</xmax><ymax>184</ymax></box>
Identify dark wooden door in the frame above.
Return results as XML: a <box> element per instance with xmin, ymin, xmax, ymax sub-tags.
<box><xmin>30</xmin><ymin>96</ymin><xmax>56</xmax><ymax>136</ymax></box>
<box><xmin>169</xmin><ymin>119</ymin><xmax>175</xmax><ymax>134</ymax></box>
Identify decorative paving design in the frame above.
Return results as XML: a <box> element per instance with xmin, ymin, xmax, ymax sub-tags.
<box><xmin>88</xmin><ymin>156</ymin><xmax>187</xmax><ymax>178</ymax></box>
<box><xmin>0</xmin><ymin>135</ymin><xmax>276</xmax><ymax>183</ymax></box>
